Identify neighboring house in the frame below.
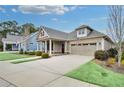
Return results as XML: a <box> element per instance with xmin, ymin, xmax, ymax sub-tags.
<box><xmin>20</xmin><ymin>32</ymin><xmax>40</xmax><ymax>51</ymax></box>
<box><xmin>2</xmin><ymin>33</ymin><xmax>24</xmax><ymax>51</ymax></box>
<box><xmin>2</xmin><ymin>25</ymin><xmax>114</xmax><ymax>56</ymax></box>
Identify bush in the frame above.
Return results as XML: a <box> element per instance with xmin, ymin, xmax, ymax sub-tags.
<box><xmin>24</xmin><ymin>51</ymin><xmax>28</xmax><ymax>54</ymax></box>
<box><xmin>95</xmin><ymin>50</ymin><xmax>108</xmax><ymax>61</ymax></box>
<box><xmin>121</xmin><ymin>60</ymin><xmax>124</xmax><ymax>65</ymax></box>
<box><xmin>121</xmin><ymin>52</ymin><xmax>124</xmax><ymax>60</ymax></box>
<box><xmin>42</xmin><ymin>53</ymin><xmax>49</xmax><ymax>58</ymax></box>
<box><xmin>19</xmin><ymin>49</ymin><xmax>23</xmax><ymax>54</ymax></box>
<box><xmin>35</xmin><ymin>51</ymin><xmax>42</xmax><ymax>56</ymax></box>
<box><xmin>107</xmin><ymin>48</ymin><xmax>118</xmax><ymax>58</ymax></box>
<box><xmin>0</xmin><ymin>44</ymin><xmax>3</xmax><ymax>49</ymax></box>
<box><xmin>107</xmin><ymin>58</ymin><xmax>115</xmax><ymax>65</ymax></box>
<box><xmin>28</xmin><ymin>51</ymin><xmax>35</xmax><ymax>55</ymax></box>
<box><xmin>0</xmin><ymin>44</ymin><xmax>3</xmax><ymax>51</ymax></box>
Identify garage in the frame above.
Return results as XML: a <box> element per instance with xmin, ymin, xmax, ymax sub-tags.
<box><xmin>71</xmin><ymin>43</ymin><xmax>97</xmax><ymax>56</ymax></box>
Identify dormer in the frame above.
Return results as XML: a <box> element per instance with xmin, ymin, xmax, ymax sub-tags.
<box><xmin>76</xmin><ymin>25</ymin><xmax>92</xmax><ymax>38</ymax></box>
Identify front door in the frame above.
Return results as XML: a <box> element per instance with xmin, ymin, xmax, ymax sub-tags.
<box><xmin>62</xmin><ymin>43</ymin><xmax>65</xmax><ymax>53</ymax></box>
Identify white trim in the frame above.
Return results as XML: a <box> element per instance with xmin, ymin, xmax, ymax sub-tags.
<box><xmin>49</xmin><ymin>39</ymin><xmax>52</xmax><ymax>55</ymax></box>
<box><xmin>101</xmin><ymin>38</ymin><xmax>105</xmax><ymax>50</ymax></box>
<box><xmin>37</xmin><ymin>42</ymin><xmax>39</xmax><ymax>51</ymax></box>
<box><xmin>3</xmin><ymin>42</ymin><xmax>6</xmax><ymax>51</ymax></box>
<box><xmin>96</xmin><ymin>42</ymin><xmax>99</xmax><ymax>50</ymax></box>
<box><xmin>45</xmin><ymin>40</ymin><xmax>47</xmax><ymax>53</ymax></box>
<box><xmin>41</xmin><ymin>27</ymin><xmax>49</xmax><ymax>38</ymax></box>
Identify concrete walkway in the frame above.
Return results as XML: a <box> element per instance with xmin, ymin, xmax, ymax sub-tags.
<box><xmin>0</xmin><ymin>55</ymin><xmax>97</xmax><ymax>87</ymax></box>
<box><xmin>9</xmin><ymin>56</ymin><xmax>41</xmax><ymax>63</ymax></box>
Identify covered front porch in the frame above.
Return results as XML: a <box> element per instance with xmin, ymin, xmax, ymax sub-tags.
<box><xmin>2</xmin><ymin>41</ymin><xmax>21</xmax><ymax>51</ymax></box>
<box><xmin>37</xmin><ymin>39</ymin><xmax>69</xmax><ymax>56</ymax></box>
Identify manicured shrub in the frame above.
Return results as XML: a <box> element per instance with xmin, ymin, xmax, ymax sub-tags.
<box><xmin>107</xmin><ymin>57</ymin><xmax>115</xmax><ymax>65</ymax></box>
<box><xmin>121</xmin><ymin>60</ymin><xmax>124</xmax><ymax>65</ymax></box>
<box><xmin>24</xmin><ymin>51</ymin><xmax>28</xmax><ymax>54</ymax></box>
<box><xmin>121</xmin><ymin>52</ymin><xmax>124</xmax><ymax>60</ymax></box>
<box><xmin>19</xmin><ymin>49</ymin><xmax>23</xmax><ymax>54</ymax></box>
<box><xmin>35</xmin><ymin>51</ymin><xmax>42</xmax><ymax>56</ymax></box>
<box><xmin>42</xmin><ymin>53</ymin><xmax>49</xmax><ymax>58</ymax></box>
<box><xmin>0</xmin><ymin>44</ymin><xmax>3</xmax><ymax>51</ymax></box>
<box><xmin>107</xmin><ymin>48</ymin><xmax>118</xmax><ymax>58</ymax></box>
<box><xmin>28</xmin><ymin>51</ymin><xmax>35</xmax><ymax>55</ymax></box>
<box><xmin>95</xmin><ymin>50</ymin><xmax>108</xmax><ymax>61</ymax></box>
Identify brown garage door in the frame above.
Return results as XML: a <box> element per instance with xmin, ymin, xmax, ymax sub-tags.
<box><xmin>71</xmin><ymin>43</ymin><xmax>96</xmax><ymax>56</ymax></box>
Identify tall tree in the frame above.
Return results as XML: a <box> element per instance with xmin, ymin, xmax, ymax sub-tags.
<box><xmin>0</xmin><ymin>20</ymin><xmax>20</xmax><ymax>37</ymax></box>
<box><xmin>107</xmin><ymin>6</ymin><xmax>124</xmax><ymax>66</ymax></box>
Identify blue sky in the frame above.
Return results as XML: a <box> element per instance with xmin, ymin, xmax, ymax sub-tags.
<box><xmin>0</xmin><ymin>5</ymin><xmax>108</xmax><ymax>33</ymax></box>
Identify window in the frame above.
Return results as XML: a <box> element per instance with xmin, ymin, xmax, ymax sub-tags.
<box><xmin>99</xmin><ymin>42</ymin><xmax>101</xmax><ymax>45</ymax></box>
<box><xmin>71</xmin><ymin>44</ymin><xmax>76</xmax><ymax>46</ymax></box>
<box><xmin>78</xmin><ymin>44</ymin><xmax>81</xmax><ymax>46</ymax></box>
<box><xmin>90</xmin><ymin>43</ymin><xmax>96</xmax><ymax>45</ymax></box>
<box><xmin>30</xmin><ymin>43</ymin><xmax>33</xmax><ymax>45</ymax></box>
<box><xmin>79</xmin><ymin>31</ymin><xmax>81</xmax><ymax>35</ymax></box>
<box><xmin>78</xmin><ymin>29</ymin><xmax>84</xmax><ymax>35</ymax></box>
<box><xmin>83</xmin><ymin>43</ymin><xmax>88</xmax><ymax>45</ymax></box>
<box><xmin>81</xmin><ymin>29</ymin><xmax>84</xmax><ymax>34</ymax></box>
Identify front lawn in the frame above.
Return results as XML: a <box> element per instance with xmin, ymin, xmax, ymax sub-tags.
<box><xmin>66</xmin><ymin>60</ymin><xmax>124</xmax><ymax>87</ymax></box>
<box><xmin>0</xmin><ymin>52</ymin><xmax>34</xmax><ymax>61</ymax></box>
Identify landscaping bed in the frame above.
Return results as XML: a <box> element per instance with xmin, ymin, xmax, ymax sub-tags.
<box><xmin>94</xmin><ymin>48</ymin><xmax>124</xmax><ymax>74</ymax></box>
<box><xmin>66</xmin><ymin>60</ymin><xmax>124</xmax><ymax>87</ymax></box>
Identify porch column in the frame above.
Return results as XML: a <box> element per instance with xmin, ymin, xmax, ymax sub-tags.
<box><xmin>23</xmin><ymin>42</ymin><xmax>26</xmax><ymax>51</ymax></box>
<box><xmin>96</xmin><ymin>42</ymin><xmax>99</xmax><ymax>50</ymax></box>
<box><xmin>40</xmin><ymin>42</ymin><xmax>42</xmax><ymax>51</ymax></box>
<box><xmin>3</xmin><ymin>42</ymin><xmax>6</xmax><ymax>51</ymax></box>
<box><xmin>101</xmin><ymin>38</ymin><xmax>104</xmax><ymax>50</ymax></box>
<box><xmin>49</xmin><ymin>39</ymin><xmax>52</xmax><ymax>56</ymax></box>
<box><xmin>18</xmin><ymin>43</ymin><xmax>21</xmax><ymax>51</ymax></box>
<box><xmin>37</xmin><ymin>42</ymin><xmax>39</xmax><ymax>51</ymax></box>
<box><xmin>69</xmin><ymin>42</ymin><xmax>71</xmax><ymax>54</ymax></box>
<box><xmin>64</xmin><ymin>41</ymin><xmax>67</xmax><ymax>53</ymax></box>
<box><xmin>45</xmin><ymin>40</ymin><xmax>47</xmax><ymax>53</ymax></box>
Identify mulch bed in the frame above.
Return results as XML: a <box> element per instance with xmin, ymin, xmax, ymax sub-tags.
<box><xmin>95</xmin><ymin>59</ymin><xmax>124</xmax><ymax>74</ymax></box>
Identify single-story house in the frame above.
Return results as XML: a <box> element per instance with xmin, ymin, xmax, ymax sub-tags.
<box><xmin>2</xmin><ymin>25</ymin><xmax>114</xmax><ymax>56</ymax></box>
<box><xmin>2</xmin><ymin>33</ymin><xmax>24</xmax><ymax>51</ymax></box>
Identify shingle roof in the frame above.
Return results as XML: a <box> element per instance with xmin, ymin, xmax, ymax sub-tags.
<box><xmin>2</xmin><ymin>34</ymin><xmax>24</xmax><ymax>43</ymax></box>
<box><xmin>42</xmin><ymin>26</ymin><xmax>69</xmax><ymax>40</ymax></box>
<box><xmin>41</xmin><ymin>25</ymin><xmax>107</xmax><ymax>41</ymax></box>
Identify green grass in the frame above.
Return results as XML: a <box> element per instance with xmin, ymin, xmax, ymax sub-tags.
<box><xmin>11</xmin><ymin>58</ymin><xmax>41</xmax><ymax>64</ymax></box>
<box><xmin>0</xmin><ymin>53</ymin><xmax>34</xmax><ymax>61</ymax></box>
<box><xmin>66</xmin><ymin>60</ymin><xmax>124</xmax><ymax>87</ymax></box>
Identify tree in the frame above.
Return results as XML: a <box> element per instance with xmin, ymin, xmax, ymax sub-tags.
<box><xmin>107</xmin><ymin>6</ymin><xmax>124</xmax><ymax>67</ymax></box>
<box><xmin>21</xmin><ymin>23</ymin><xmax>37</xmax><ymax>34</ymax></box>
<box><xmin>0</xmin><ymin>20</ymin><xmax>20</xmax><ymax>37</ymax></box>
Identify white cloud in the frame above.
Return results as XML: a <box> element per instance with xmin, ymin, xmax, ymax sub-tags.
<box><xmin>11</xmin><ymin>8</ymin><xmax>17</xmax><ymax>12</ymax></box>
<box><xmin>69</xmin><ymin>6</ymin><xmax>78</xmax><ymax>11</ymax></box>
<box><xmin>69</xmin><ymin>5</ymin><xmax>86</xmax><ymax>11</ymax></box>
<box><xmin>18</xmin><ymin>5</ymin><xmax>86</xmax><ymax>15</ymax></box>
<box><xmin>51</xmin><ymin>18</ymin><xmax>68</xmax><ymax>23</ymax></box>
<box><xmin>18</xmin><ymin>5</ymin><xmax>70</xmax><ymax>15</ymax></box>
<box><xmin>51</xmin><ymin>18</ymin><xmax>58</xmax><ymax>21</ymax></box>
<box><xmin>89</xmin><ymin>17</ymin><xmax>107</xmax><ymax>21</ymax></box>
<box><xmin>0</xmin><ymin>7</ymin><xmax>5</xmax><ymax>13</ymax></box>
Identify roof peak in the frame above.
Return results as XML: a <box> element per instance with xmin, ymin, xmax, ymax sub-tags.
<box><xmin>75</xmin><ymin>24</ymin><xmax>93</xmax><ymax>30</ymax></box>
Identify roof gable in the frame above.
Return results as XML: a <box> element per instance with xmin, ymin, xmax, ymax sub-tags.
<box><xmin>38</xmin><ymin>25</ymin><xmax>107</xmax><ymax>41</ymax></box>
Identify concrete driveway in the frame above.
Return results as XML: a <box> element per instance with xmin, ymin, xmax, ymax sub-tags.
<box><xmin>0</xmin><ymin>55</ymin><xmax>95</xmax><ymax>87</ymax></box>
